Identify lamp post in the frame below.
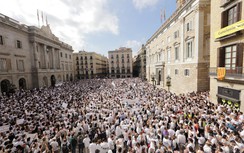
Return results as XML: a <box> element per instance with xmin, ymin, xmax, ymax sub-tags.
<box><xmin>166</xmin><ymin>75</ymin><xmax>171</xmax><ymax>91</ymax></box>
<box><xmin>151</xmin><ymin>73</ymin><xmax>156</xmax><ymax>89</ymax></box>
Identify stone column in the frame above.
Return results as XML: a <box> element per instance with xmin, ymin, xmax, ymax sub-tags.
<box><xmin>33</xmin><ymin>42</ymin><xmax>39</xmax><ymax>68</ymax></box>
<box><xmin>43</xmin><ymin>45</ymin><xmax>47</xmax><ymax>69</ymax></box>
<box><xmin>51</xmin><ymin>47</ymin><xmax>55</xmax><ymax>69</ymax></box>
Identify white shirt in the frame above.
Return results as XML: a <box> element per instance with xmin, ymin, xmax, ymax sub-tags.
<box><xmin>89</xmin><ymin>143</ymin><xmax>98</xmax><ymax>153</ymax></box>
<box><xmin>50</xmin><ymin>140</ymin><xmax>59</xmax><ymax>151</ymax></box>
<box><xmin>83</xmin><ymin>137</ymin><xmax>90</xmax><ymax>148</ymax></box>
<box><xmin>177</xmin><ymin>134</ymin><xmax>186</xmax><ymax>144</ymax></box>
<box><xmin>203</xmin><ymin>144</ymin><xmax>212</xmax><ymax>153</ymax></box>
<box><xmin>100</xmin><ymin>142</ymin><xmax>109</xmax><ymax>153</ymax></box>
<box><xmin>107</xmin><ymin>137</ymin><xmax>114</xmax><ymax>150</ymax></box>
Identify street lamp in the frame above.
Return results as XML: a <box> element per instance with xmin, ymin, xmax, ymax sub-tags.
<box><xmin>166</xmin><ymin>75</ymin><xmax>171</xmax><ymax>91</ymax></box>
<box><xmin>151</xmin><ymin>73</ymin><xmax>156</xmax><ymax>89</ymax></box>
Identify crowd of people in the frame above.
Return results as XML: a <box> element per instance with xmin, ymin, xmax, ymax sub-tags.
<box><xmin>0</xmin><ymin>78</ymin><xmax>243</xmax><ymax>153</ymax></box>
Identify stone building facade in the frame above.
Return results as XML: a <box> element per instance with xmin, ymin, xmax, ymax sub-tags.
<box><xmin>108</xmin><ymin>47</ymin><xmax>133</xmax><ymax>78</ymax></box>
<box><xmin>209</xmin><ymin>0</ymin><xmax>244</xmax><ymax>112</ymax></box>
<box><xmin>73</xmin><ymin>51</ymin><xmax>108</xmax><ymax>79</ymax></box>
<box><xmin>146</xmin><ymin>0</ymin><xmax>210</xmax><ymax>94</ymax></box>
<box><xmin>133</xmin><ymin>45</ymin><xmax>146</xmax><ymax>80</ymax></box>
<box><xmin>0</xmin><ymin>13</ymin><xmax>73</xmax><ymax>93</ymax></box>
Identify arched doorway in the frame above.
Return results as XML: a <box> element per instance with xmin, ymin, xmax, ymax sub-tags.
<box><xmin>1</xmin><ymin>79</ymin><xmax>10</xmax><ymax>94</ymax></box>
<box><xmin>19</xmin><ymin>78</ymin><xmax>26</xmax><ymax>90</ymax></box>
<box><xmin>51</xmin><ymin>75</ymin><xmax>56</xmax><ymax>87</ymax></box>
<box><xmin>158</xmin><ymin>70</ymin><xmax>161</xmax><ymax>85</ymax></box>
<box><xmin>43</xmin><ymin>76</ymin><xmax>48</xmax><ymax>87</ymax></box>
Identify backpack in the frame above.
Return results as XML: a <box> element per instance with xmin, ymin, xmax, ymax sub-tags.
<box><xmin>62</xmin><ymin>143</ymin><xmax>69</xmax><ymax>153</ymax></box>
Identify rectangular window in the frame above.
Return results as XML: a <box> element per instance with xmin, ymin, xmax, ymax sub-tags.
<box><xmin>0</xmin><ymin>35</ymin><xmax>3</xmax><ymax>45</ymax></box>
<box><xmin>184</xmin><ymin>69</ymin><xmax>190</xmax><ymax>76</ymax></box>
<box><xmin>127</xmin><ymin>54</ymin><xmax>130</xmax><ymax>58</ymax></box>
<box><xmin>0</xmin><ymin>58</ymin><xmax>7</xmax><ymax>71</ymax></box>
<box><xmin>222</xmin><ymin>3</ymin><xmax>241</xmax><ymax>27</ymax></box>
<box><xmin>175</xmin><ymin>69</ymin><xmax>179</xmax><ymax>75</ymax></box>
<box><xmin>16</xmin><ymin>40</ymin><xmax>22</xmax><ymax>49</ymax></box>
<box><xmin>69</xmin><ymin>55</ymin><xmax>71</xmax><ymax>59</ymax></box>
<box><xmin>186</xmin><ymin>41</ymin><xmax>193</xmax><ymax>58</ymax></box>
<box><xmin>186</xmin><ymin>21</ymin><xmax>192</xmax><ymax>31</ymax></box>
<box><xmin>17</xmin><ymin>60</ymin><xmax>24</xmax><ymax>71</ymax></box>
<box><xmin>175</xmin><ymin>46</ymin><xmax>179</xmax><ymax>60</ymax></box>
<box><xmin>167</xmin><ymin>49</ymin><xmax>171</xmax><ymax>63</ymax></box>
<box><xmin>60</xmin><ymin>52</ymin><xmax>63</xmax><ymax>57</ymax></box>
<box><xmin>174</xmin><ymin>31</ymin><xmax>179</xmax><ymax>39</ymax></box>
<box><xmin>65</xmin><ymin>54</ymin><xmax>67</xmax><ymax>58</ymax></box>
<box><xmin>218</xmin><ymin>44</ymin><xmax>243</xmax><ymax>73</ymax></box>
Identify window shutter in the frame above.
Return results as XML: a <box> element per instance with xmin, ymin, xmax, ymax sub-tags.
<box><xmin>217</xmin><ymin>47</ymin><xmax>225</xmax><ymax>67</ymax></box>
<box><xmin>236</xmin><ymin>43</ymin><xmax>243</xmax><ymax>73</ymax></box>
<box><xmin>237</xmin><ymin>2</ymin><xmax>242</xmax><ymax>21</ymax></box>
<box><xmin>221</xmin><ymin>11</ymin><xmax>228</xmax><ymax>27</ymax></box>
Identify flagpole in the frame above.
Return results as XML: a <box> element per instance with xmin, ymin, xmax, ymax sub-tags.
<box><xmin>46</xmin><ymin>15</ymin><xmax>48</xmax><ymax>26</ymax></box>
<box><xmin>37</xmin><ymin>9</ymin><xmax>40</xmax><ymax>27</ymax></box>
<box><xmin>164</xmin><ymin>9</ymin><xmax>166</xmax><ymax>21</ymax></box>
<box><xmin>42</xmin><ymin>11</ymin><xmax>44</xmax><ymax>26</ymax></box>
<box><xmin>160</xmin><ymin>9</ymin><xmax>162</xmax><ymax>23</ymax></box>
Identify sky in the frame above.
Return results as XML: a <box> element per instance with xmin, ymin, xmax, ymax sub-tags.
<box><xmin>0</xmin><ymin>0</ymin><xmax>176</xmax><ymax>56</ymax></box>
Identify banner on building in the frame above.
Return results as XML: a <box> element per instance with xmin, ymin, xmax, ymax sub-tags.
<box><xmin>215</xmin><ymin>20</ymin><xmax>244</xmax><ymax>39</ymax></box>
<box><xmin>217</xmin><ymin>67</ymin><xmax>226</xmax><ymax>80</ymax></box>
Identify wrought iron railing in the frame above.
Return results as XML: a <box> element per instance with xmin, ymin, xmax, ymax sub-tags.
<box><xmin>209</xmin><ymin>67</ymin><xmax>244</xmax><ymax>78</ymax></box>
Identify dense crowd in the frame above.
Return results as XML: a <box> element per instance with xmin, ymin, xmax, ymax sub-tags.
<box><xmin>0</xmin><ymin>78</ymin><xmax>243</xmax><ymax>153</ymax></box>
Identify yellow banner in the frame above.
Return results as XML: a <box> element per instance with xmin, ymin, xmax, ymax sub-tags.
<box><xmin>217</xmin><ymin>67</ymin><xmax>226</xmax><ymax>80</ymax></box>
<box><xmin>214</xmin><ymin>20</ymin><xmax>244</xmax><ymax>39</ymax></box>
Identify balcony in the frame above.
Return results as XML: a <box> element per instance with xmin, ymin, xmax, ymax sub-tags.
<box><xmin>209</xmin><ymin>67</ymin><xmax>244</xmax><ymax>82</ymax></box>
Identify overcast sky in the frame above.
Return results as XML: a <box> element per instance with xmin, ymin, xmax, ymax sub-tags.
<box><xmin>0</xmin><ymin>0</ymin><xmax>176</xmax><ymax>56</ymax></box>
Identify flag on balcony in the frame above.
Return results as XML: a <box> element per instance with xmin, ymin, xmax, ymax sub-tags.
<box><xmin>217</xmin><ymin>67</ymin><xmax>226</xmax><ymax>80</ymax></box>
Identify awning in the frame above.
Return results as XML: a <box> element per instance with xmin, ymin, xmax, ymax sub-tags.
<box><xmin>216</xmin><ymin>94</ymin><xmax>240</xmax><ymax>103</ymax></box>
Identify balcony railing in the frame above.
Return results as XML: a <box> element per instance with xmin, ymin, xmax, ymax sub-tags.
<box><xmin>209</xmin><ymin>67</ymin><xmax>244</xmax><ymax>78</ymax></box>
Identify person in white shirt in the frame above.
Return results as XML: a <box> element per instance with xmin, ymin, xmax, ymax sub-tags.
<box><xmin>83</xmin><ymin>135</ymin><xmax>90</xmax><ymax>153</ymax></box>
<box><xmin>163</xmin><ymin>136</ymin><xmax>171</xmax><ymax>148</ymax></box>
<box><xmin>100</xmin><ymin>140</ymin><xmax>109</xmax><ymax>153</ymax></box>
<box><xmin>107</xmin><ymin>135</ymin><xmax>115</xmax><ymax>151</ymax></box>
<box><xmin>89</xmin><ymin>141</ymin><xmax>98</xmax><ymax>153</ymax></box>
<box><xmin>49</xmin><ymin>138</ymin><xmax>59</xmax><ymax>153</ymax></box>
<box><xmin>203</xmin><ymin>140</ymin><xmax>212</xmax><ymax>153</ymax></box>
<box><xmin>186</xmin><ymin>138</ymin><xmax>195</xmax><ymax>151</ymax></box>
